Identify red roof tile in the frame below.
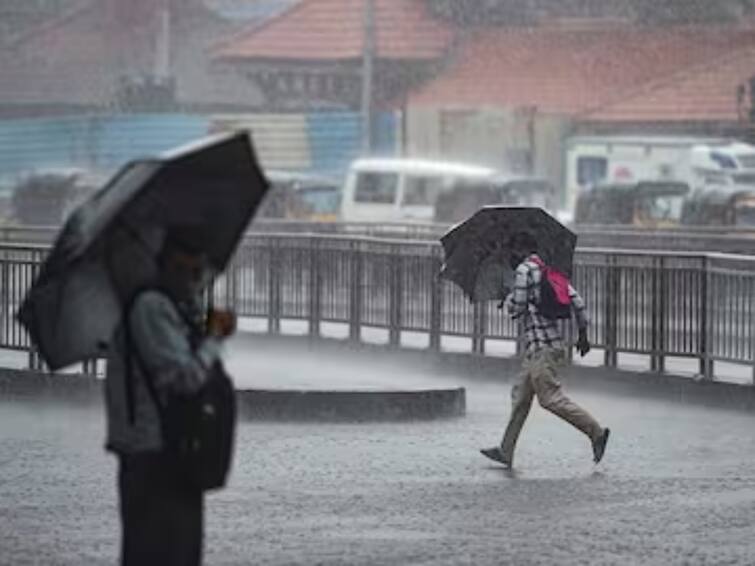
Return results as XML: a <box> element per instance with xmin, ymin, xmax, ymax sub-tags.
<box><xmin>584</xmin><ymin>45</ymin><xmax>755</xmax><ymax>122</ymax></box>
<box><xmin>214</xmin><ymin>0</ymin><xmax>454</xmax><ymax>62</ymax></box>
<box><xmin>408</xmin><ymin>26</ymin><xmax>755</xmax><ymax>116</ymax></box>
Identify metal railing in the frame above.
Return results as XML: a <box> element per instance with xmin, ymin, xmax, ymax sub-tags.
<box><xmin>5</xmin><ymin>222</ymin><xmax>755</xmax><ymax>254</ymax></box>
<box><xmin>2</xmin><ymin>236</ymin><xmax>755</xmax><ymax>382</ymax></box>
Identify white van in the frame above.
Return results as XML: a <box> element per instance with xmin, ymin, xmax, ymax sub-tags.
<box><xmin>563</xmin><ymin>135</ymin><xmax>755</xmax><ymax>213</ymax></box>
<box><xmin>339</xmin><ymin>158</ymin><xmax>497</xmax><ymax>223</ymax></box>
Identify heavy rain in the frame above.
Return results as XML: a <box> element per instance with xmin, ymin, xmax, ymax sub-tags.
<box><xmin>2</xmin><ymin>1</ymin><xmax>755</xmax><ymax>564</ymax></box>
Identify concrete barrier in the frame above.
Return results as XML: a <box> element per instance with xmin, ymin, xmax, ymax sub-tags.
<box><xmin>4</xmin><ymin>333</ymin><xmax>755</xmax><ymax>414</ymax></box>
<box><xmin>236</xmin><ymin>388</ymin><xmax>466</xmax><ymax>422</ymax></box>
<box><xmin>0</xmin><ymin>367</ymin><xmax>466</xmax><ymax>422</ymax></box>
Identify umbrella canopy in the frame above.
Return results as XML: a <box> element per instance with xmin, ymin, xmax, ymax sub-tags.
<box><xmin>439</xmin><ymin>206</ymin><xmax>576</xmax><ymax>302</ymax></box>
<box><xmin>19</xmin><ymin>132</ymin><xmax>269</xmax><ymax>370</ymax></box>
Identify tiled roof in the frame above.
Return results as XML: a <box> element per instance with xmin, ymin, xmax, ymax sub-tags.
<box><xmin>214</xmin><ymin>0</ymin><xmax>454</xmax><ymax>62</ymax></box>
<box><xmin>408</xmin><ymin>25</ymin><xmax>755</xmax><ymax>116</ymax></box>
<box><xmin>584</xmin><ymin>44</ymin><xmax>755</xmax><ymax>122</ymax></box>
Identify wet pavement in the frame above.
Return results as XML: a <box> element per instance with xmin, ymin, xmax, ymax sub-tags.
<box><xmin>2</xmin><ymin>342</ymin><xmax>755</xmax><ymax>565</ymax></box>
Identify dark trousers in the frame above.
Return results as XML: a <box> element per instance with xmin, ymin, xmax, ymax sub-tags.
<box><xmin>118</xmin><ymin>453</ymin><xmax>204</xmax><ymax>566</ymax></box>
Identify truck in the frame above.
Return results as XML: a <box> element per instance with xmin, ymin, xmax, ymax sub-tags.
<box><xmin>564</xmin><ymin>135</ymin><xmax>755</xmax><ymax>221</ymax></box>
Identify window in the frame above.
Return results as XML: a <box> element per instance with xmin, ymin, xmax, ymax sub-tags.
<box><xmin>402</xmin><ymin>175</ymin><xmax>445</xmax><ymax>206</ymax></box>
<box><xmin>577</xmin><ymin>156</ymin><xmax>608</xmax><ymax>187</ymax></box>
<box><xmin>636</xmin><ymin>195</ymin><xmax>684</xmax><ymax>223</ymax></box>
<box><xmin>298</xmin><ymin>187</ymin><xmax>341</xmax><ymax>214</ymax></box>
<box><xmin>354</xmin><ymin>172</ymin><xmax>398</xmax><ymax>204</ymax></box>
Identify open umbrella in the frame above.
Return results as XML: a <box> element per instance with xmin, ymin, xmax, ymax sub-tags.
<box><xmin>439</xmin><ymin>206</ymin><xmax>576</xmax><ymax>302</ymax></box>
<box><xmin>18</xmin><ymin>132</ymin><xmax>269</xmax><ymax>370</ymax></box>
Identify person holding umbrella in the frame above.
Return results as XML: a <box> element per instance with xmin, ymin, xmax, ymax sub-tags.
<box><xmin>106</xmin><ymin>228</ymin><xmax>236</xmax><ymax>565</ymax></box>
<box><xmin>479</xmin><ymin>231</ymin><xmax>610</xmax><ymax>469</ymax></box>
<box><xmin>18</xmin><ymin>133</ymin><xmax>270</xmax><ymax>565</ymax></box>
<box><xmin>440</xmin><ymin>206</ymin><xmax>609</xmax><ymax>469</ymax></box>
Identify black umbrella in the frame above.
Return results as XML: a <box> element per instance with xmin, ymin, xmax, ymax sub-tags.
<box><xmin>19</xmin><ymin>132</ymin><xmax>269</xmax><ymax>370</ymax></box>
<box><xmin>439</xmin><ymin>206</ymin><xmax>576</xmax><ymax>302</ymax></box>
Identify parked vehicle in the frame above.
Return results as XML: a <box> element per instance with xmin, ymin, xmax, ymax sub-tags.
<box><xmin>259</xmin><ymin>170</ymin><xmax>341</xmax><ymax>222</ymax></box>
<box><xmin>10</xmin><ymin>168</ymin><xmax>105</xmax><ymax>226</ymax></box>
<box><xmin>340</xmin><ymin>158</ymin><xmax>557</xmax><ymax>223</ymax></box>
<box><xmin>565</xmin><ymin>135</ymin><xmax>755</xmax><ymax>214</ymax></box>
<box><xmin>680</xmin><ymin>184</ymin><xmax>755</xmax><ymax>227</ymax></box>
<box><xmin>434</xmin><ymin>175</ymin><xmax>557</xmax><ymax>224</ymax></box>
<box><xmin>575</xmin><ymin>180</ymin><xmax>689</xmax><ymax>228</ymax></box>
<box><xmin>340</xmin><ymin>158</ymin><xmax>496</xmax><ymax>223</ymax></box>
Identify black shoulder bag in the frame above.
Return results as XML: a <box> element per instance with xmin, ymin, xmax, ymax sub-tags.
<box><xmin>124</xmin><ymin>289</ymin><xmax>237</xmax><ymax>492</ymax></box>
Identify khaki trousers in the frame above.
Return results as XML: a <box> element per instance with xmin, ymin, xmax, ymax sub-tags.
<box><xmin>501</xmin><ymin>347</ymin><xmax>602</xmax><ymax>463</ymax></box>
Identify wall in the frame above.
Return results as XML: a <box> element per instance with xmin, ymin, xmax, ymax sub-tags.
<box><xmin>405</xmin><ymin>106</ymin><xmax>573</xmax><ymax>205</ymax></box>
<box><xmin>0</xmin><ymin>111</ymin><xmax>401</xmax><ymax>186</ymax></box>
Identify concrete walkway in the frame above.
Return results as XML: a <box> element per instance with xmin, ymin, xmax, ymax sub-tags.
<box><xmin>1</xmin><ymin>339</ymin><xmax>755</xmax><ymax>565</ymax></box>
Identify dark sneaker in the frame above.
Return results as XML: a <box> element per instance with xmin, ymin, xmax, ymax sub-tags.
<box><xmin>592</xmin><ymin>428</ymin><xmax>610</xmax><ymax>464</ymax></box>
<box><xmin>480</xmin><ymin>447</ymin><xmax>512</xmax><ymax>469</ymax></box>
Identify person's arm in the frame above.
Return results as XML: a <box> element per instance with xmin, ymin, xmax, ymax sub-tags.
<box><xmin>507</xmin><ymin>264</ymin><xmax>531</xmax><ymax>320</ymax></box>
<box><xmin>569</xmin><ymin>284</ymin><xmax>591</xmax><ymax>356</ymax></box>
<box><xmin>568</xmin><ymin>284</ymin><xmax>589</xmax><ymax>331</ymax></box>
<box><xmin>129</xmin><ymin>292</ymin><xmax>222</xmax><ymax>395</ymax></box>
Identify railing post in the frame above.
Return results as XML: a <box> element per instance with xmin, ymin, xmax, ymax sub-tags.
<box><xmin>699</xmin><ymin>256</ymin><xmax>713</xmax><ymax>380</ymax></box>
<box><xmin>479</xmin><ymin>302</ymin><xmax>487</xmax><ymax>354</ymax></box>
<box><xmin>429</xmin><ymin>255</ymin><xmax>442</xmax><ymax>352</ymax></box>
<box><xmin>28</xmin><ymin>348</ymin><xmax>45</xmax><ymax>373</ymax></box>
<box><xmin>750</xmin><ymin>275</ymin><xmax>755</xmax><ymax>385</ymax></box>
<box><xmin>225</xmin><ymin>257</ymin><xmax>238</xmax><ymax>313</ymax></box>
<box><xmin>82</xmin><ymin>359</ymin><xmax>98</xmax><ymax>376</ymax></box>
<box><xmin>651</xmin><ymin>257</ymin><xmax>666</xmax><ymax>373</ymax></box>
<box><xmin>308</xmin><ymin>239</ymin><xmax>321</xmax><ymax>339</ymax></box>
<box><xmin>472</xmin><ymin>302</ymin><xmax>484</xmax><ymax>354</ymax></box>
<box><xmin>0</xmin><ymin>259</ymin><xmax>7</xmax><ymax>345</ymax></box>
<box><xmin>267</xmin><ymin>238</ymin><xmax>281</xmax><ymax>335</ymax></box>
<box><xmin>605</xmin><ymin>257</ymin><xmax>620</xmax><ymax>368</ymax></box>
<box><xmin>388</xmin><ymin>246</ymin><xmax>402</xmax><ymax>348</ymax></box>
<box><xmin>349</xmin><ymin>241</ymin><xmax>363</xmax><ymax>343</ymax></box>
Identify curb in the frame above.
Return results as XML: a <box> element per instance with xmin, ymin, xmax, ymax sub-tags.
<box><xmin>237</xmin><ymin>334</ymin><xmax>755</xmax><ymax>413</ymax></box>
<box><xmin>236</xmin><ymin>388</ymin><xmax>466</xmax><ymax>422</ymax></box>
<box><xmin>0</xmin><ymin>368</ymin><xmax>466</xmax><ymax>422</ymax></box>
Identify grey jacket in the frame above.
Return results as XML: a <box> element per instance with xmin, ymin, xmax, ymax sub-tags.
<box><xmin>105</xmin><ymin>290</ymin><xmax>222</xmax><ymax>454</ymax></box>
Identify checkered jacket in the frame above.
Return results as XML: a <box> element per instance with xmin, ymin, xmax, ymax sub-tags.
<box><xmin>507</xmin><ymin>254</ymin><xmax>589</xmax><ymax>351</ymax></box>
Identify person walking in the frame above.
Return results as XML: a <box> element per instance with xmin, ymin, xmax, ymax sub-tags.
<box><xmin>104</xmin><ymin>229</ymin><xmax>236</xmax><ymax>566</ymax></box>
<box><xmin>480</xmin><ymin>232</ymin><xmax>610</xmax><ymax>469</ymax></box>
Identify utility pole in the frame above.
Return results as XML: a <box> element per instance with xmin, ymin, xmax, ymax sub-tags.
<box><xmin>361</xmin><ymin>0</ymin><xmax>376</xmax><ymax>153</ymax></box>
<box><xmin>154</xmin><ymin>0</ymin><xmax>171</xmax><ymax>81</ymax></box>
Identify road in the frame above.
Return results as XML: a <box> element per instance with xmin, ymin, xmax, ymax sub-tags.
<box><xmin>1</xmin><ymin>341</ymin><xmax>755</xmax><ymax>565</ymax></box>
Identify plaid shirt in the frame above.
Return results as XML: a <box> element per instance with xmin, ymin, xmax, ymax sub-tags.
<box><xmin>507</xmin><ymin>254</ymin><xmax>589</xmax><ymax>352</ymax></box>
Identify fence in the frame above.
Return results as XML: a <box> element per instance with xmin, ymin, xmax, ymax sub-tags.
<box><xmin>5</xmin><ymin>221</ymin><xmax>755</xmax><ymax>255</ymax></box>
<box><xmin>1</xmin><ymin>235</ymin><xmax>754</xmax><ymax>382</ymax></box>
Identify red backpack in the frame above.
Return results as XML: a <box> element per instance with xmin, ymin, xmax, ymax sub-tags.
<box><xmin>530</xmin><ymin>257</ymin><xmax>572</xmax><ymax>320</ymax></box>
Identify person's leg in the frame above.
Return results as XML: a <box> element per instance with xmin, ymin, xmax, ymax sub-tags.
<box><xmin>166</xmin><ymin>483</ymin><xmax>203</xmax><ymax>566</ymax></box>
<box><xmin>499</xmin><ymin>366</ymin><xmax>536</xmax><ymax>465</ymax></box>
<box><xmin>120</xmin><ymin>454</ymin><xmax>204</xmax><ymax>566</ymax></box>
<box><xmin>119</xmin><ymin>454</ymin><xmax>171</xmax><ymax>566</ymax></box>
<box><xmin>157</xmin><ymin>456</ymin><xmax>204</xmax><ymax>566</ymax></box>
<box><xmin>528</xmin><ymin>349</ymin><xmax>603</xmax><ymax>442</ymax></box>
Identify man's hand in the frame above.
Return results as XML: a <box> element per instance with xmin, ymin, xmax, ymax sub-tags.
<box><xmin>576</xmin><ymin>329</ymin><xmax>591</xmax><ymax>357</ymax></box>
<box><xmin>207</xmin><ymin>309</ymin><xmax>237</xmax><ymax>338</ymax></box>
